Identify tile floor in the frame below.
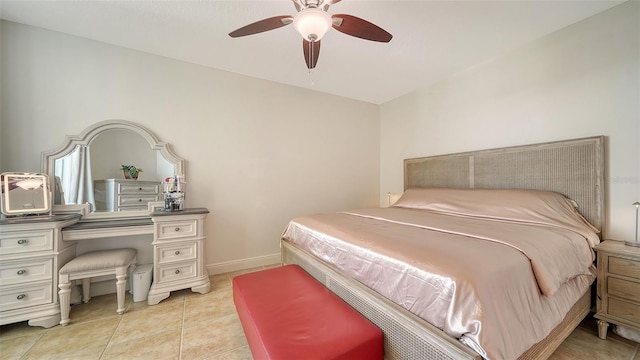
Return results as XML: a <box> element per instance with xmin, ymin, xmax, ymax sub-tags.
<box><xmin>1</xmin><ymin>266</ymin><xmax>639</xmax><ymax>360</ymax></box>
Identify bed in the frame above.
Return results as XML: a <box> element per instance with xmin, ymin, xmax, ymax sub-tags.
<box><xmin>280</xmin><ymin>136</ymin><xmax>605</xmax><ymax>360</ymax></box>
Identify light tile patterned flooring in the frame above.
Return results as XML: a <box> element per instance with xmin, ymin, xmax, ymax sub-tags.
<box><xmin>1</xmin><ymin>265</ymin><xmax>639</xmax><ymax>360</ymax></box>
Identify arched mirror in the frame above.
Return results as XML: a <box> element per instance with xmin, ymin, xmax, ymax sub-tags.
<box><xmin>41</xmin><ymin>120</ymin><xmax>185</xmax><ymax>220</ymax></box>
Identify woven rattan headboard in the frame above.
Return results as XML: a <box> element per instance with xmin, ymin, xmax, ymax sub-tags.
<box><xmin>404</xmin><ymin>136</ymin><xmax>605</xmax><ymax>234</ymax></box>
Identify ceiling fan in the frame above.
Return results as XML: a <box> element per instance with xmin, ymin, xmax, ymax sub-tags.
<box><xmin>228</xmin><ymin>0</ymin><xmax>392</xmax><ymax>69</ymax></box>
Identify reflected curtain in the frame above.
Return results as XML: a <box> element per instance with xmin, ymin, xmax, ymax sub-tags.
<box><xmin>54</xmin><ymin>145</ymin><xmax>95</xmax><ymax>210</ymax></box>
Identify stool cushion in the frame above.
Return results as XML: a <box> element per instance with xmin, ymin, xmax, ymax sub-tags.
<box><xmin>233</xmin><ymin>264</ymin><xmax>384</xmax><ymax>360</ymax></box>
<box><xmin>60</xmin><ymin>249</ymin><xmax>137</xmax><ymax>274</ymax></box>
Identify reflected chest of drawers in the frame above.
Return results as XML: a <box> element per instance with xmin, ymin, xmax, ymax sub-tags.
<box><xmin>0</xmin><ymin>214</ymin><xmax>80</xmax><ymax>328</ymax></box>
<box><xmin>94</xmin><ymin>179</ymin><xmax>160</xmax><ymax>211</ymax></box>
<box><xmin>147</xmin><ymin>208</ymin><xmax>210</xmax><ymax>305</ymax></box>
<box><xmin>594</xmin><ymin>240</ymin><xmax>640</xmax><ymax>339</ymax></box>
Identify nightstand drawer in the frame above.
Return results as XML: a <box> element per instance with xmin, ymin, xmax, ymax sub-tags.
<box><xmin>0</xmin><ymin>230</ymin><xmax>53</xmax><ymax>255</ymax></box>
<box><xmin>608</xmin><ymin>297</ymin><xmax>640</xmax><ymax>324</ymax></box>
<box><xmin>608</xmin><ymin>277</ymin><xmax>640</xmax><ymax>302</ymax></box>
<box><xmin>0</xmin><ymin>258</ymin><xmax>53</xmax><ymax>286</ymax></box>
<box><xmin>609</xmin><ymin>256</ymin><xmax>640</xmax><ymax>280</ymax></box>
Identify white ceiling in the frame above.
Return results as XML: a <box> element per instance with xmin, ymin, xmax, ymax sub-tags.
<box><xmin>0</xmin><ymin>0</ymin><xmax>625</xmax><ymax>104</ymax></box>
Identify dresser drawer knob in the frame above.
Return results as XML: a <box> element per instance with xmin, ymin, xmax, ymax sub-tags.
<box><xmin>138</xmin><ymin>199</ymin><xmax>143</xmax><ymax>202</ymax></box>
<box><xmin>174</xmin><ymin>250</ymin><xmax>181</xmax><ymax>255</ymax></box>
<box><xmin>174</xmin><ymin>227</ymin><xmax>180</xmax><ymax>232</ymax></box>
<box><xmin>175</xmin><ymin>269</ymin><xmax>181</xmax><ymax>275</ymax></box>
<box><xmin>138</xmin><ymin>187</ymin><xmax>143</xmax><ymax>191</ymax></box>
<box><xmin>17</xmin><ymin>294</ymin><xmax>26</xmax><ymax>300</ymax></box>
<box><xmin>17</xmin><ymin>269</ymin><xmax>27</xmax><ymax>275</ymax></box>
<box><xmin>17</xmin><ymin>239</ymin><xmax>28</xmax><ymax>245</ymax></box>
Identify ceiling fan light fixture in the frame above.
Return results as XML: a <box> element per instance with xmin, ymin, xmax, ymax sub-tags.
<box><xmin>293</xmin><ymin>8</ymin><xmax>332</xmax><ymax>42</ymax></box>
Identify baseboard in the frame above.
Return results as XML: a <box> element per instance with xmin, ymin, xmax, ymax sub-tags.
<box><xmin>206</xmin><ymin>253</ymin><xmax>281</xmax><ymax>275</ymax></box>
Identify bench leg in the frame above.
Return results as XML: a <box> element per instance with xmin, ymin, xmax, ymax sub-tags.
<box><xmin>82</xmin><ymin>278</ymin><xmax>91</xmax><ymax>303</ymax></box>
<box><xmin>58</xmin><ymin>275</ymin><xmax>72</xmax><ymax>326</ymax></box>
<box><xmin>115</xmin><ymin>267</ymin><xmax>128</xmax><ymax>315</ymax></box>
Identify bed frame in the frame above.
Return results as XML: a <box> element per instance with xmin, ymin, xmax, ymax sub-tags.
<box><xmin>281</xmin><ymin>136</ymin><xmax>605</xmax><ymax>360</ymax></box>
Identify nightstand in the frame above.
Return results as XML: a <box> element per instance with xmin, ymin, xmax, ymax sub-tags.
<box><xmin>594</xmin><ymin>240</ymin><xmax>640</xmax><ymax>339</ymax></box>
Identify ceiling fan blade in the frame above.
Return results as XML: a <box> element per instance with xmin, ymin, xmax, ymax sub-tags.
<box><xmin>332</xmin><ymin>14</ymin><xmax>392</xmax><ymax>43</ymax></box>
<box><xmin>292</xmin><ymin>0</ymin><xmax>302</xmax><ymax>12</ymax></box>
<box><xmin>229</xmin><ymin>16</ymin><xmax>294</xmax><ymax>38</ymax></box>
<box><xmin>303</xmin><ymin>39</ymin><xmax>321</xmax><ymax>69</ymax></box>
<box><xmin>323</xmin><ymin>0</ymin><xmax>342</xmax><ymax>11</ymax></box>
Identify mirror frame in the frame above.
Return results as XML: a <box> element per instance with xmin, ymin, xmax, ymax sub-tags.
<box><xmin>41</xmin><ymin>120</ymin><xmax>185</xmax><ymax>221</ymax></box>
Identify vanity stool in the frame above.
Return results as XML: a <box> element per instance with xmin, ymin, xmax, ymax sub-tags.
<box><xmin>58</xmin><ymin>248</ymin><xmax>137</xmax><ymax>326</ymax></box>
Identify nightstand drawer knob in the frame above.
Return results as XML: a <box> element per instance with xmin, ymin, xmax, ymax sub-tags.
<box><xmin>175</xmin><ymin>250</ymin><xmax>180</xmax><ymax>255</ymax></box>
<box><xmin>17</xmin><ymin>239</ymin><xmax>28</xmax><ymax>245</ymax></box>
<box><xmin>175</xmin><ymin>269</ymin><xmax>181</xmax><ymax>275</ymax></box>
<box><xmin>16</xmin><ymin>294</ymin><xmax>26</xmax><ymax>300</ymax></box>
<box><xmin>17</xmin><ymin>269</ymin><xmax>27</xmax><ymax>275</ymax></box>
<box><xmin>174</xmin><ymin>227</ymin><xmax>180</xmax><ymax>232</ymax></box>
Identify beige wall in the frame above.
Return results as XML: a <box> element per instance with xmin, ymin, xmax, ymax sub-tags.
<box><xmin>380</xmin><ymin>2</ymin><xmax>639</xmax><ymax>240</ymax></box>
<box><xmin>0</xmin><ymin>21</ymin><xmax>380</xmax><ymax>272</ymax></box>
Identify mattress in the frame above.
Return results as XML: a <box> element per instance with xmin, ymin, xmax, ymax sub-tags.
<box><xmin>281</xmin><ymin>188</ymin><xmax>599</xmax><ymax>360</ymax></box>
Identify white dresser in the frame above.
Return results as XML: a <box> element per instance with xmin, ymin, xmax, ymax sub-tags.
<box><xmin>0</xmin><ymin>214</ymin><xmax>81</xmax><ymax>328</ymax></box>
<box><xmin>147</xmin><ymin>209</ymin><xmax>210</xmax><ymax>305</ymax></box>
<box><xmin>94</xmin><ymin>179</ymin><xmax>160</xmax><ymax>211</ymax></box>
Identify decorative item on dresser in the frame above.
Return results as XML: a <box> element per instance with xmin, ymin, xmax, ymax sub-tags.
<box><xmin>94</xmin><ymin>179</ymin><xmax>161</xmax><ymax>212</ymax></box>
<box><xmin>594</xmin><ymin>240</ymin><xmax>640</xmax><ymax>339</ymax></box>
<box><xmin>147</xmin><ymin>208</ymin><xmax>211</xmax><ymax>305</ymax></box>
<box><xmin>0</xmin><ymin>214</ymin><xmax>81</xmax><ymax>328</ymax></box>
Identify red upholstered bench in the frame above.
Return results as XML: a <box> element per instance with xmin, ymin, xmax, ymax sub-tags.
<box><xmin>232</xmin><ymin>264</ymin><xmax>384</xmax><ymax>360</ymax></box>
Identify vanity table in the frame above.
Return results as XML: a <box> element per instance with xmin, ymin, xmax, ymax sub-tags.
<box><xmin>0</xmin><ymin>214</ymin><xmax>81</xmax><ymax>328</ymax></box>
<box><xmin>37</xmin><ymin>120</ymin><xmax>210</xmax><ymax>306</ymax></box>
<box><xmin>61</xmin><ymin>208</ymin><xmax>211</xmax><ymax>306</ymax></box>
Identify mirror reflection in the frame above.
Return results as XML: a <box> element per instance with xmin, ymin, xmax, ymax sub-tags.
<box><xmin>54</xmin><ymin>130</ymin><xmax>174</xmax><ymax>212</ymax></box>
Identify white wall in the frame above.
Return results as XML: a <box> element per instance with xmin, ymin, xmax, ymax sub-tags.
<box><xmin>380</xmin><ymin>2</ymin><xmax>639</xmax><ymax>240</ymax></box>
<box><xmin>0</xmin><ymin>21</ymin><xmax>380</xmax><ymax>272</ymax></box>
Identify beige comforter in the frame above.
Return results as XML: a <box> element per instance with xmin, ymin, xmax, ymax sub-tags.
<box><xmin>282</xmin><ymin>206</ymin><xmax>596</xmax><ymax>359</ymax></box>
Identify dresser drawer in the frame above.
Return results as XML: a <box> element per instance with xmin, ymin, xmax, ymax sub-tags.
<box><xmin>609</xmin><ymin>277</ymin><xmax>640</xmax><ymax>302</ymax></box>
<box><xmin>156</xmin><ymin>220</ymin><xmax>198</xmax><ymax>240</ymax></box>
<box><xmin>608</xmin><ymin>297</ymin><xmax>640</xmax><ymax>324</ymax></box>
<box><xmin>157</xmin><ymin>242</ymin><xmax>196</xmax><ymax>264</ymax></box>
<box><xmin>609</xmin><ymin>256</ymin><xmax>640</xmax><ymax>280</ymax></box>
<box><xmin>118</xmin><ymin>183</ymin><xmax>159</xmax><ymax>195</ymax></box>
<box><xmin>0</xmin><ymin>258</ymin><xmax>53</xmax><ymax>286</ymax></box>
<box><xmin>118</xmin><ymin>195</ymin><xmax>159</xmax><ymax>207</ymax></box>
<box><xmin>0</xmin><ymin>282</ymin><xmax>52</xmax><ymax>312</ymax></box>
<box><xmin>156</xmin><ymin>261</ymin><xmax>196</xmax><ymax>283</ymax></box>
<box><xmin>0</xmin><ymin>230</ymin><xmax>53</xmax><ymax>255</ymax></box>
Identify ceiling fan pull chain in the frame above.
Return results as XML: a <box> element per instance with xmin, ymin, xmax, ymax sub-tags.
<box><xmin>308</xmin><ymin>40</ymin><xmax>315</xmax><ymax>85</ymax></box>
